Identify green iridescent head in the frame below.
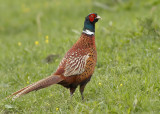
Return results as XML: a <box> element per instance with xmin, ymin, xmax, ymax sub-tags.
<box><xmin>83</xmin><ymin>13</ymin><xmax>101</xmax><ymax>32</ymax></box>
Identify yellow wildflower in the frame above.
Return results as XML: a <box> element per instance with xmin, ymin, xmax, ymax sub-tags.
<box><xmin>22</xmin><ymin>4</ymin><xmax>30</xmax><ymax>13</ymax></box>
<box><xmin>27</xmin><ymin>81</ymin><xmax>29</xmax><ymax>84</ymax></box>
<box><xmin>35</xmin><ymin>41</ymin><xmax>39</xmax><ymax>45</ymax></box>
<box><xmin>120</xmin><ymin>84</ymin><xmax>123</xmax><ymax>87</ymax></box>
<box><xmin>23</xmin><ymin>8</ymin><xmax>30</xmax><ymax>13</ymax></box>
<box><xmin>98</xmin><ymin>82</ymin><xmax>102</xmax><ymax>86</ymax></box>
<box><xmin>56</xmin><ymin>108</ymin><xmax>59</xmax><ymax>111</ymax></box>
<box><xmin>45</xmin><ymin>35</ymin><xmax>48</xmax><ymax>40</ymax></box>
<box><xmin>18</xmin><ymin>42</ymin><xmax>22</xmax><ymax>46</ymax></box>
<box><xmin>45</xmin><ymin>39</ymin><xmax>49</xmax><ymax>44</ymax></box>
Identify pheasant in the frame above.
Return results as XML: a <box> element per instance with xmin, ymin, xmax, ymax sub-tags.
<box><xmin>7</xmin><ymin>13</ymin><xmax>101</xmax><ymax>100</ymax></box>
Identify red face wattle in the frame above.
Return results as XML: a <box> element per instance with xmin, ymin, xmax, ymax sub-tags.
<box><xmin>89</xmin><ymin>14</ymin><xmax>97</xmax><ymax>22</ymax></box>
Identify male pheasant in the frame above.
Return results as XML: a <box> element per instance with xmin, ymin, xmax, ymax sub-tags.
<box><xmin>7</xmin><ymin>13</ymin><xmax>101</xmax><ymax>100</ymax></box>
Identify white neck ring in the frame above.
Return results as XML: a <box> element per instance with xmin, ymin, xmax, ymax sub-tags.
<box><xmin>82</xmin><ymin>29</ymin><xmax>94</xmax><ymax>35</ymax></box>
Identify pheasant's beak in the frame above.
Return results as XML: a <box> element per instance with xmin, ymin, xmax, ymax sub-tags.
<box><xmin>96</xmin><ymin>15</ymin><xmax>102</xmax><ymax>20</ymax></box>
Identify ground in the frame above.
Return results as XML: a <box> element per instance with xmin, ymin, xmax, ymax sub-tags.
<box><xmin>0</xmin><ymin>0</ymin><xmax>160</xmax><ymax>113</ymax></box>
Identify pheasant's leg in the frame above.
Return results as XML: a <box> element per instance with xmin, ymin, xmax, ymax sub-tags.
<box><xmin>80</xmin><ymin>77</ymin><xmax>91</xmax><ymax>100</ymax></box>
<box><xmin>70</xmin><ymin>87</ymin><xmax>76</xmax><ymax>97</ymax></box>
<box><xmin>79</xmin><ymin>83</ymin><xmax>87</xmax><ymax>100</ymax></box>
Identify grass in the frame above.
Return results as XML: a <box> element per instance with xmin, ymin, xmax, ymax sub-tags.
<box><xmin>0</xmin><ymin>0</ymin><xmax>160</xmax><ymax>113</ymax></box>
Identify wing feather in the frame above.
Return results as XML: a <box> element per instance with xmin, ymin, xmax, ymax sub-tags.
<box><xmin>64</xmin><ymin>53</ymin><xmax>89</xmax><ymax>76</ymax></box>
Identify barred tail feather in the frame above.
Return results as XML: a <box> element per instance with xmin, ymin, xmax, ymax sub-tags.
<box><xmin>7</xmin><ymin>75</ymin><xmax>63</xmax><ymax>100</ymax></box>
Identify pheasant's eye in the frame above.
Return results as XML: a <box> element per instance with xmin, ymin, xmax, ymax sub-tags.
<box><xmin>89</xmin><ymin>14</ymin><xmax>96</xmax><ymax>22</ymax></box>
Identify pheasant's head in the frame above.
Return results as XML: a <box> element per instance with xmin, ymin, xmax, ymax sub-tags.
<box><xmin>83</xmin><ymin>13</ymin><xmax>101</xmax><ymax>33</ymax></box>
<box><xmin>87</xmin><ymin>13</ymin><xmax>101</xmax><ymax>23</ymax></box>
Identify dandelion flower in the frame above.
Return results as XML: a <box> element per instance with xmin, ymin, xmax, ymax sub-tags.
<box><xmin>45</xmin><ymin>35</ymin><xmax>49</xmax><ymax>40</ymax></box>
<box><xmin>98</xmin><ymin>82</ymin><xmax>102</xmax><ymax>86</ymax></box>
<box><xmin>18</xmin><ymin>42</ymin><xmax>22</xmax><ymax>46</ymax></box>
<box><xmin>45</xmin><ymin>39</ymin><xmax>49</xmax><ymax>44</ymax></box>
<box><xmin>56</xmin><ymin>108</ymin><xmax>59</xmax><ymax>111</ymax></box>
<box><xmin>35</xmin><ymin>41</ymin><xmax>39</xmax><ymax>45</ymax></box>
<box><xmin>120</xmin><ymin>84</ymin><xmax>123</xmax><ymax>87</ymax></box>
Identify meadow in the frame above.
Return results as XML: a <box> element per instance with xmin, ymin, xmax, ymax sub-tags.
<box><xmin>0</xmin><ymin>0</ymin><xmax>160</xmax><ymax>113</ymax></box>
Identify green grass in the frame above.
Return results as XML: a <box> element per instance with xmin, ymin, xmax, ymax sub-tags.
<box><xmin>0</xmin><ymin>0</ymin><xmax>160</xmax><ymax>113</ymax></box>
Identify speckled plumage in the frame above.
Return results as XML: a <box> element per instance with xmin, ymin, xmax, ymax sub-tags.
<box><xmin>7</xmin><ymin>13</ymin><xmax>101</xmax><ymax>100</ymax></box>
<box><xmin>56</xmin><ymin>33</ymin><xmax>97</xmax><ymax>99</ymax></box>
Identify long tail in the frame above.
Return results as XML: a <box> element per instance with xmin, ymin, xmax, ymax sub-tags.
<box><xmin>7</xmin><ymin>75</ymin><xmax>64</xmax><ymax>100</ymax></box>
